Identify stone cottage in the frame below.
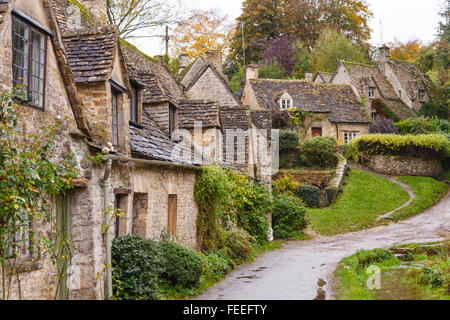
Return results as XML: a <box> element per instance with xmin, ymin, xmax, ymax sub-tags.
<box><xmin>328</xmin><ymin>46</ymin><xmax>433</xmax><ymax>121</ymax></box>
<box><xmin>179</xmin><ymin>52</ymin><xmax>273</xmax><ymax>186</ymax></box>
<box><xmin>242</xmin><ymin>65</ymin><xmax>371</xmax><ymax>145</ymax></box>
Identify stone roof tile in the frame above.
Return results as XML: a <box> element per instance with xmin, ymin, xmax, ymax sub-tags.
<box><xmin>178</xmin><ymin>100</ymin><xmax>220</xmax><ymax>129</ymax></box>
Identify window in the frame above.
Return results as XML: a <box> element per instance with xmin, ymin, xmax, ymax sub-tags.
<box><xmin>114</xmin><ymin>195</ymin><xmax>122</xmax><ymax>239</ymax></box>
<box><xmin>111</xmin><ymin>90</ymin><xmax>119</xmax><ymax>146</ymax></box>
<box><xmin>130</xmin><ymin>86</ymin><xmax>139</xmax><ymax>123</ymax></box>
<box><xmin>398</xmin><ymin>90</ymin><xmax>402</xmax><ymax>98</ymax></box>
<box><xmin>311</xmin><ymin>127</ymin><xmax>323</xmax><ymax>137</ymax></box>
<box><xmin>280</xmin><ymin>98</ymin><xmax>292</xmax><ymax>110</ymax></box>
<box><xmin>12</xmin><ymin>15</ymin><xmax>47</xmax><ymax>109</ymax></box>
<box><xmin>344</xmin><ymin>132</ymin><xmax>358</xmax><ymax>145</ymax></box>
<box><xmin>168</xmin><ymin>195</ymin><xmax>177</xmax><ymax>237</ymax></box>
<box><xmin>419</xmin><ymin>90</ymin><xmax>426</xmax><ymax>102</ymax></box>
<box><xmin>169</xmin><ymin>104</ymin><xmax>177</xmax><ymax>138</ymax></box>
<box><xmin>371</xmin><ymin>112</ymin><xmax>377</xmax><ymax>120</ymax></box>
<box><xmin>368</xmin><ymin>87</ymin><xmax>375</xmax><ymax>99</ymax></box>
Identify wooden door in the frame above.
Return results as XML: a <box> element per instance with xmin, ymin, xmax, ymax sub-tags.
<box><xmin>168</xmin><ymin>195</ymin><xmax>177</xmax><ymax>237</ymax></box>
<box><xmin>312</xmin><ymin>127</ymin><xmax>323</xmax><ymax>137</ymax></box>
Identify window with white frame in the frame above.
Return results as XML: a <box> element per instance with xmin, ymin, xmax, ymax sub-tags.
<box><xmin>368</xmin><ymin>87</ymin><xmax>376</xmax><ymax>99</ymax></box>
<box><xmin>279</xmin><ymin>92</ymin><xmax>293</xmax><ymax>110</ymax></box>
<box><xmin>344</xmin><ymin>131</ymin><xmax>358</xmax><ymax>145</ymax></box>
<box><xmin>419</xmin><ymin>90</ymin><xmax>426</xmax><ymax>102</ymax></box>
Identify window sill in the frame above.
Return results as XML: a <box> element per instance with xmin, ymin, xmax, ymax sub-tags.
<box><xmin>129</xmin><ymin>121</ymin><xmax>144</xmax><ymax>129</ymax></box>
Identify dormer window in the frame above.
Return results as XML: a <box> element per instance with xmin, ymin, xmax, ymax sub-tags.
<box><xmin>169</xmin><ymin>104</ymin><xmax>178</xmax><ymax>138</ymax></box>
<box><xmin>398</xmin><ymin>90</ymin><xmax>402</xmax><ymax>98</ymax></box>
<box><xmin>130</xmin><ymin>85</ymin><xmax>140</xmax><ymax>124</ymax></box>
<box><xmin>279</xmin><ymin>92</ymin><xmax>293</xmax><ymax>110</ymax></box>
<box><xmin>368</xmin><ymin>87</ymin><xmax>376</xmax><ymax>99</ymax></box>
<box><xmin>419</xmin><ymin>90</ymin><xmax>426</xmax><ymax>102</ymax></box>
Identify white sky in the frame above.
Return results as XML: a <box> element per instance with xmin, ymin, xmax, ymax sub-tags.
<box><xmin>131</xmin><ymin>0</ymin><xmax>445</xmax><ymax>56</ymax></box>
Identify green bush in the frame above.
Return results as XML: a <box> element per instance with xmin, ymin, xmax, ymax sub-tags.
<box><xmin>159</xmin><ymin>240</ymin><xmax>203</xmax><ymax>288</ymax></box>
<box><xmin>279</xmin><ymin>131</ymin><xmax>303</xmax><ymax>168</ymax></box>
<box><xmin>200</xmin><ymin>252</ymin><xmax>234</xmax><ymax>282</ymax></box>
<box><xmin>279</xmin><ymin>131</ymin><xmax>300</xmax><ymax>152</ymax></box>
<box><xmin>112</xmin><ymin>235</ymin><xmax>166</xmax><ymax>300</ymax></box>
<box><xmin>325</xmin><ymin>187</ymin><xmax>338</xmax><ymax>203</ymax></box>
<box><xmin>395</xmin><ymin>117</ymin><xmax>449</xmax><ymax>135</ymax></box>
<box><xmin>300</xmin><ymin>136</ymin><xmax>339</xmax><ymax>168</ymax></box>
<box><xmin>354</xmin><ymin>249</ymin><xmax>395</xmax><ymax>269</ymax></box>
<box><xmin>272</xmin><ymin>175</ymin><xmax>300</xmax><ymax>195</ymax></box>
<box><xmin>351</xmin><ymin>134</ymin><xmax>449</xmax><ymax>160</ymax></box>
<box><xmin>272</xmin><ymin>193</ymin><xmax>308</xmax><ymax>239</ymax></box>
<box><xmin>296</xmin><ymin>185</ymin><xmax>320</xmax><ymax>208</ymax></box>
<box><xmin>224</xmin><ymin>228</ymin><xmax>254</xmax><ymax>263</ymax></box>
<box><xmin>419</xmin><ymin>102</ymin><xmax>449</xmax><ymax>120</ymax></box>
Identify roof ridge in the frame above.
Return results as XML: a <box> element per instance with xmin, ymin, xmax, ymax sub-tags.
<box><xmin>62</xmin><ymin>25</ymin><xmax>117</xmax><ymax>38</ymax></box>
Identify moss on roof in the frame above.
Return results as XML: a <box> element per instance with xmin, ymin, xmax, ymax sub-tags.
<box><xmin>65</xmin><ymin>0</ymin><xmax>95</xmax><ymax>26</ymax></box>
<box><xmin>120</xmin><ymin>38</ymin><xmax>156</xmax><ymax>62</ymax></box>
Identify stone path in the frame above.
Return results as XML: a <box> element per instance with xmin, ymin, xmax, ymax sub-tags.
<box><xmin>194</xmin><ymin>192</ymin><xmax>450</xmax><ymax>300</ymax></box>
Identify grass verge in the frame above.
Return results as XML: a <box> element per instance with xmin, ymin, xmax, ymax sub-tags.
<box><xmin>390</xmin><ymin>176</ymin><xmax>449</xmax><ymax>222</ymax></box>
<box><xmin>307</xmin><ymin>168</ymin><xmax>410</xmax><ymax>236</ymax></box>
<box><xmin>334</xmin><ymin>242</ymin><xmax>449</xmax><ymax>300</ymax></box>
<box><xmin>162</xmin><ymin>240</ymin><xmax>284</xmax><ymax>300</ymax></box>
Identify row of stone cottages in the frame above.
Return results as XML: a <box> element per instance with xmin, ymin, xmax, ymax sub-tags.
<box><xmin>0</xmin><ymin>0</ymin><xmax>271</xmax><ymax>300</ymax></box>
<box><xmin>241</xmin><ymin>46</ymin><xmax>432</xmax><ymax>144</ymax></box>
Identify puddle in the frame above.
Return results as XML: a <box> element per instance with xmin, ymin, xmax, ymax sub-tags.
<box><xmin>373</xmin><ymin>261</ymin><xmax>431</xmax><ymax>300</ymax></box>
<box><xmin>237</xmin><ymin>275</ymin><xmax>261</xmax><ymax>280</ymax></box>
<box><xmin>251</xmin><ymin>267</ymin><xmax>269</xmax><ymax>273</ymax></box>
<box><xmin>314</xmin><ymin>288</ymin><xmax>326</xmax><ymax>300</ymax></box>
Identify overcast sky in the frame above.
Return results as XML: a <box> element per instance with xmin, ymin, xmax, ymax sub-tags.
<box><xmin>132</xmin><ymin>0</ymin><xmax>445</xmax><ymax>56</ymax></box>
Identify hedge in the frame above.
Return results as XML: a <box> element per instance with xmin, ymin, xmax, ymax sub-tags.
<box><xmin>300</xmin><ymin>136</ymin><xmax>339</xmax><ymax>168</ymax></box>
<box><xmin>350</xmin><ymin>134</ymin><xmax>449</xmax><ymax>160</ymax></box>
<box><xmin>272</xmin><ymin>193</ymin><xmax>308</xmax><ymax>239</ymax></box>
<box><xmin>296</xmin><ymin>185</ymin><xmax>320</xmax><ymax>208</ymax></box>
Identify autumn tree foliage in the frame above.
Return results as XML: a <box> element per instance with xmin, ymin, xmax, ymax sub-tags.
<box><xmin>387</xmin><ymin>39</ymin><xmax>424</xmax><ymax>62</ymax></box>
<box><xmin>171</xmin><ymin>10</ymin><xmax>234</xmax><ymax>58</ymax></box>
<box><xmin>231</xmin><ymin>0</ymin><xmax>373</xmax><ymax>64</ymax></box>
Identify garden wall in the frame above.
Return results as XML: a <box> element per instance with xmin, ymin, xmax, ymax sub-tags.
<box><xmin>362</xmin><ymin>154</ymin><xmax>443</xmax><ymax>177</ymax></box>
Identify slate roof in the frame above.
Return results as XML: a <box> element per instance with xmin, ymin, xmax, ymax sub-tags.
<box><xmin>51</xmin><ymin>0</ymin><xmax>94</xmax><ymax>32</ymax></box>
<box><xmin>121</xmin><ymin>42</ymin><xmax>185</xmax><ymax>105</ymax></box>
<box><xmin>314</xmin><ymin>72</ymin><xmax>333</xmax><ymax>83</ymax></box>
<box><xmin>249</xmin><ymin>79</ymin><xmax>371</xmax><ymax>123</ymax></box>
<box><xmin>63</xmin><ymin>26</ymin><xmax>117</xmax><ymax>83</ymax></box>
<box><xmin>341</xmin><ymin>61</ymin><xmax>416</xmax><ymax>120</ymax></box>
<box><xmin>387</xmin><ymin>60</ymin><xmax>433</xmax><ymax>100</ymax></box>
<box><xmin>178</xmin><ymin>100</ymin><xmax>220</xmax><ymax>129</ymax></box>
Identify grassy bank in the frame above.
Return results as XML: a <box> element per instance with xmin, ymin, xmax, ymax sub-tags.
<box><xmin>390</xmin><ymin>176</ymin><xmax>449</xmax><ymax>222</ymax></box>
<box><xmin>334</xmin><ymin>242</ymin><xmax>449</xmax><ymax>300</ymax></box>
<box><xmin>162</xmin><ymin>241</ymin><xmax>284</xmax><ymax>300</ymax></box>
<box><xmin>307</xmin><ymin>169</ymin><xmax>410</xmax><ymax>236</ymax></box>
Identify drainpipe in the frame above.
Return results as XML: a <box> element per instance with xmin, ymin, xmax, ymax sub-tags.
<box><xmin>101</xmin><ymin>158</ymin><xmax>113</xmax><ymax>300</ymax></box>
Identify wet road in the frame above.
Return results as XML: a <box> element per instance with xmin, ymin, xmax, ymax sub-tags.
<box><xmin>194</xmin><ymin>192</ymin><xmax>450</xmax><ymax>300</ymax></box>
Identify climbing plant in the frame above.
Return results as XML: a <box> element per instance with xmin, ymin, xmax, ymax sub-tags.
<box><xmin>0</xmin><ymin>88</ymin><xmax>79</xmax><ymax>299</ymax></box>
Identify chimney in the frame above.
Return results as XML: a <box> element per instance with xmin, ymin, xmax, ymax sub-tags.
<box><xmin>179</xmin><ymin>53</ymin><xmax>189</xmax><ymax>74</ymax></box>
<box><xmin>77</xmin><ymin>0</ymin><xmax>108</xmax><ymax>26</ymax></box>
<box><xmin>378</xmin><ymin>46</ymin><xmax>390</xmax><ymax>62</ymax></box>
<box><xmin>305</xmin><ymin>72</ymin><xmax>313</xmax><ymax>82</ymax></box>
<box><xmin>205</xmin><ymin>50</ymin><xmax>223</xmax><ymax>75</ymax></box>
<box><xmin>246</xmin><ymin>65</ymin><xmax>259</xmax><ymax>82</ymax></box>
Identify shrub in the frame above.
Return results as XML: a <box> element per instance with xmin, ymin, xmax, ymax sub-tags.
<box><xmin>159</xmin><ymin>240</ymin><xmax>203</xmax><ymax>288</ymax></box>
<box><xmin>419</xmin><ymin>102</ymin><xmax>449</xmax><ymax>120</ymax></box>
<box><xmin>112</xmin><ymin>235</ymin><xmax>166</xmax><ymax>300</ymax></box>
<box><xmin>200</xmin><ymin>252</ymin><xmax>234</xmax><ymax>282</ymax></box>
<box><xmin>296</xmin><ymin>185</ymin><xmax>320</xmax><ymax>208</ymax></box>
<box><xmin>354</xmin><ymin>249</ymin><xmax>395</xmax><ymax>269</ymax></box>
<box><xmin>224</xmin><ymin>228</ymin><xmax>255</xmax><ymax>263</ymax></box>
<box><xmin>325</xmin><ymin>187</ymin><xmax>338</xmax><ymax>203</ymax></box>
<box><xmin>272</xmin><ymin>175</ymin><xmax>300</xmax><ymax>195</ymax></box>
<box><xmin>351</xmin><ymin>134</ymin><xmax>449</xmax><ymax>160</ymax></box>
<box><xmin>279</xmin><ymin>130</ymin><xmax>302</xmax><ymax>168</ymax></box>
<box><xmin>300</xmin><ymin>136</ymin><xmax>339</xmax><ymax>168</ymax></box>
<box><xmin>395</xmin><ymin>117</ymin><xmax>449</xmax><ymax>135</ymax></box>
<box><xmin>272</xmin><ymin>193</ymin><xmax>308</xmax><ymax>239</ymax></box>
<box><xmin>279</xmin><ymin>131</ymin><xmax>300</xmax><ymax>152</ymax></box>
<box><xmin>369</xmin><ymin>117</ymin><xmax>400</xmax><ymax>134</ymax></box>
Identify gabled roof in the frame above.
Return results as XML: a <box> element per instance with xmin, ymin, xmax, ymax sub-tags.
<box><xmin>63</xmin><ymin>26</ymin><xmax>117</xmax><ymax>83</ymax></box>
<box><xmin>387</xmin><ymin>60</ymin><xmax>434</xmax><ymax>100</ymax></box>
<box><xmin>121</xmin><ymin>41</ymin><xmax>185</xmax><ymax>105</ymax></box>
<box><xmin>340</xmin><ymin>61</ymin><xmax>416</xmax><ymax>120</ymax></box>
<box><xmin>178</xmin><ymin>100</ymin><xmax>221</xmax><ymax>129</ymax></box>
<box><xmin>314</xmin><ymin>72</ymin><xmax>333</xmax><ymax>83</ymax></box>
<box><xmin>249</xmin><ymin>79</ymin><xmax>371</xmax><ymax>123</ymax></box>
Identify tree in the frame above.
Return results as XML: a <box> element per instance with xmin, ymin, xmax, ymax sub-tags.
<box><xmin>258</xmin><ymin>35</ymin><xmax>299</xmax><ymax>76</ymax></box>
<box><xmin>106</xmin><ymin>0</ymin><xmax>186</xmax><ymax>39</ymax></box>
<box><xmin>310</xmin><ymin>28</ymin><xmax>368</xmax><ymax>73</ymax></box>
<box><xmin>258</xmin><ymin>61</ymin><xmax>287</xmax><ymax>79</ymax></box>
<box><xmin>387</xmin><ymin>38</ymin><xmax>424</xmax><ymax>62</ymax></box>
<box><xmin>170</xmin><ymin>10</ymin><xmax>234</xmax><ymax>58</ymax></box>
<box><xmin>230</xmin><ymin>0</ymin><xmax>373</xmax><ymax>64</ymax></box>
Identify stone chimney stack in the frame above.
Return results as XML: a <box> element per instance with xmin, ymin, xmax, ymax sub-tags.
<box><xmin>246</xmin><ymin>65</ymin><xmax>259</xmax><ymax>82</ymax></box>
<box><xmin>205</xmin><ymin>50</ymin><xmax>223</xmax><ymax>75</ymax></box>
<box><xmin>378</xmin><ymin>46</ymin><xmax>391</xmax><ymax>62</ymax></box>
<box><xmin>77</xmin><ymin>0</ymin><xmax>108</xmax><ymax>26</ymax></box>
<box><xmin>179</xmin><ymin>53</ymin><xmax>189</xmax><ymax>74</ymax></box>
<box><xmin>305</xmin><ymin>72</ymin><xmax>313</xmax><ymax>82</ymax></box>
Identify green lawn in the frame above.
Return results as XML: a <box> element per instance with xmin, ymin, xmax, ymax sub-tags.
<box><xmin>307</xmin><ymin>169</ymin><xmax>410</xmax><ymax>236</ymax></box>
<box><xmin>390</xmin><ymin>176</ymin><xmax>449</xmax><ymax>222</ymax></box>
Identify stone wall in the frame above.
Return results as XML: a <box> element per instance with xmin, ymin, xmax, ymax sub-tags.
<box><xmin>362</xmin><ymin>155</ymin><xmax>443</xmax><ymax>178</ymax></box>
<box><xmin>132</xmin><ymin>165</ymin><xmax>199</xmax><ymax>250</ymax></box>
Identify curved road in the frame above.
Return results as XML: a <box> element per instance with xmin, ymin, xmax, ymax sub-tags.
<box><xmin>194</xmin><ymin>192</ymin><xmax>450</xmax><ymax>300</ymax></box>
